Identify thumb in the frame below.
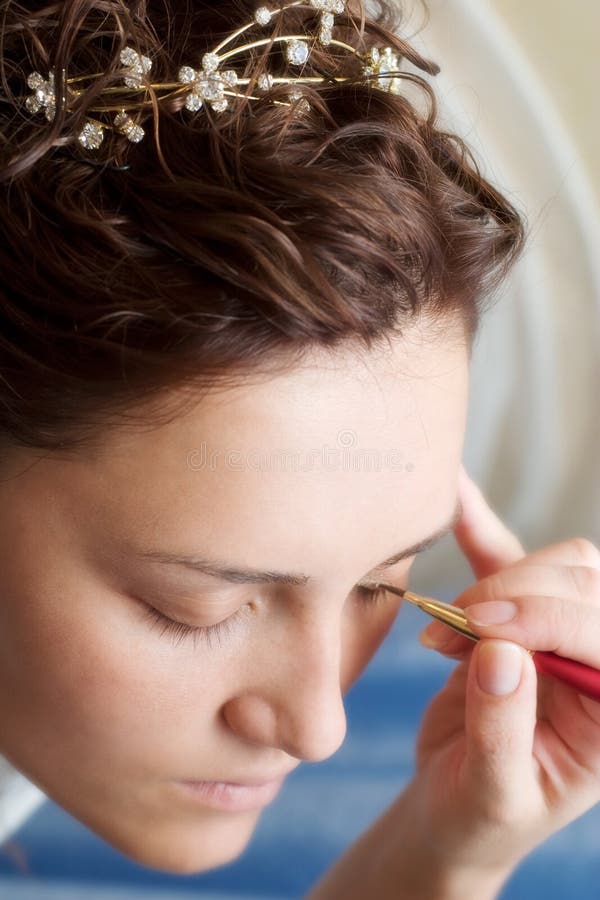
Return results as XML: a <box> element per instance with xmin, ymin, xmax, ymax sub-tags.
<box><xmin>463</xmin><ymin>638</ymin><xmax>538</xmax><ymax>821</ymax></box>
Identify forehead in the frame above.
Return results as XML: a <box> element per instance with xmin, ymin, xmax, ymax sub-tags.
<box><xmin>59</xmin><ymin>318</ymin><xmax>470</xmax><ymax>581</ymax></box>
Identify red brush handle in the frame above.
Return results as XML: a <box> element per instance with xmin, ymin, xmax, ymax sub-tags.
<box><xmin>532</xmin><ymin>650</ymin><xmax>600</xmax><ymax>702</ymax></box>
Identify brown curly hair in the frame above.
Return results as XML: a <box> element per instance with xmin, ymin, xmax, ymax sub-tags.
<box><xmin>0</xmin><ymin>0</ymin><xmax>526</xmax><ymax>454</ymax></box>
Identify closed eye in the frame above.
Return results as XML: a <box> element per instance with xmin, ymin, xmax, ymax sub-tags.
<box><xmin>140</xmin><ymin>583</ymin><xmax>392</xmax><ymax>650</ymax></box>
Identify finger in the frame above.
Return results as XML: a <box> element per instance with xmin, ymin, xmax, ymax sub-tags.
<box><xmin>510</xmin><ymin>537</ymin><xmax>600</xmax><ymax>571</ymax></box>
<box><xmin>454</xmin><ymin>464</ymin><xmax>526</xmax><ymax>580</ymax></box>
<box><xmin>415</xmin><ymin>656</ymin><xmax>471</xmax><ymax>767</ymax></box>
<box><xmin>461</xmin><ymin>589</ymin><xmax>600</xmax><ymax>669</ymax></box>
<box><xmin>419</xmin><ymin>561</ymin><xmax>600</xmax><ymax>650</ymax></box>
<box><xmin>462</xmin><ymin>639</ymin><xmax>539</xmax><ymax>823</ymax></box>
<box><xmin>459</xmin><ymin>563</ymin><xmax>600</xmax><ymax>610</ymax></box>
<box><xmin>419</xmin><ymin>628</ymin><xmax>474</xmax><ymax>657</ymax></box>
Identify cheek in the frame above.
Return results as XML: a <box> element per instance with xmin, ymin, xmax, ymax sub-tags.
<box><xmin>0</xmin><ymin>570</ymin><xmax>230</xmax><ymax>777</ymax></box>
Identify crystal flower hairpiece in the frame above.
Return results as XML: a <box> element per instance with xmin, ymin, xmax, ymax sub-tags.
<box><xmin>24</xmin><ymin>0</ymin><xmax>406</xmax><ymax>152</ymax></box>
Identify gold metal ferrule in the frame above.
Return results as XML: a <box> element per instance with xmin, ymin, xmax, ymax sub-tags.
<box><xmin>362</xmin><ymin>581</ymin><xmax>478</xmax><ymax>641</ymax></box>
<box><xmin>362</xmin><ymin>581</ymin><xmax>536</xmax><ymax>657</ymax></box>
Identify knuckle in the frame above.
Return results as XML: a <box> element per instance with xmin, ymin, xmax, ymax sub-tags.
<box><xmin>475</xmin><ymin>787</ymin><xmax>529</xmax><ymax>829</ymax></box>
<box><xmin>568</xmin><ymin>537</ymin><xmax>600</xmax><ymax>568</ymax></box>
<box><xmin>554</xmin><ymin>594</ymin><xmax>588</xmax><ymax>648</ymax></box>
<box><xmin>568</xmin><ymin>565</ymin><xmax>600</xmax><ymax>601</ymax></box>
<box><xmin>483</xmin><ymin>569</ymin><xmax>513</xmax><ymax>602</ymax></box>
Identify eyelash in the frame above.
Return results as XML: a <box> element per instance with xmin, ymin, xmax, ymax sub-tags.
<box><xmin>142</xmin><ymin>584</ymin><xmax>390</xmax><ymax>650</ymax></box>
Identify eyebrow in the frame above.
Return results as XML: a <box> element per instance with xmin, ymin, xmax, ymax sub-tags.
<box><xmin>137</xmin><ymin>498</ymin><xmax>463</xmax><ymax>586</ymax></box>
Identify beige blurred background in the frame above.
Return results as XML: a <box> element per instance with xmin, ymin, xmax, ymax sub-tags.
<box><xmin>492</xmin><ymin>0</ymin><xmax>599</xmax><ymax>201</ymax></box>
<box><xmin>401</xmin><ymin>0</ymin><xmax>600</xmax><ymax>594</ymax></box>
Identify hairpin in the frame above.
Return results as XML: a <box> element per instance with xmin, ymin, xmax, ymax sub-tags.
<box><xmin>23</xmin><ymin>0</ymin><xmax>407</xmax><ymax>152</ymax></box>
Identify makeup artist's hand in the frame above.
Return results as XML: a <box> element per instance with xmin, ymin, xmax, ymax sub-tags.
<box><xmin>408</xmin><ymin>464</ymin><xmax>600</xmax><ymax>881</ymax></box>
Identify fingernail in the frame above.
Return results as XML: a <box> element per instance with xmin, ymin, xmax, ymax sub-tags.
<box><xmin>464</xmin><ymin>600</ymin><xmax>517</xmax><ymax>626</ymax></box>
<box><xmin>419</xmin><ymin>631</ymin><xmax>443</xmax><ymax>648</ymax></box>
<box><xmin>476</xmin><ymin>640</ymin><xmax>523</xmax><ymax>695</ymax></box>
<box><xmin>419</xmin><ymin>623</ymin><xmax>453</xmax><ymax>648</ymax></box>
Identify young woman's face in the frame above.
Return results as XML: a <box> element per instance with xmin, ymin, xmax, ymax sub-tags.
<box><xmin>0</xmin><ymin>318</ymin><xmax>469</xmax><ymax>874</ymax></box>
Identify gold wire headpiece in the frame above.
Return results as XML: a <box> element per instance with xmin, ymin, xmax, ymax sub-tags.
<box><xmin>23</xmin><ymin>0</ymin><xmax>407</xmax><ymax>151</ymax></box>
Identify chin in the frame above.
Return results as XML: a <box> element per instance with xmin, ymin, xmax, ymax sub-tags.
<box><xmin>97</xmin><ymin>808</ymin><xmax>261</xmax><ymax>875</ymax></box>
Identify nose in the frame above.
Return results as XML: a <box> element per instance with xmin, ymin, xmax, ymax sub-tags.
<box><xmin>222</xmin><ymin>606</ymin><xmax>347</xmax><ymax>763</ymax></box>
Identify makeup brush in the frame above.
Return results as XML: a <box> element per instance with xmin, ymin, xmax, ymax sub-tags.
<box><xmin>363</xmin><ymin>581</ymin><xmax>600</xmax><ymax>703</ymax></box>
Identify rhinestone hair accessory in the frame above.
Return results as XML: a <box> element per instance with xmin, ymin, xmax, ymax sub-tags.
<box><xmin>23</xmin><ymin>0</ymin><xmax>407</xmax><ymax>152</ymax></box>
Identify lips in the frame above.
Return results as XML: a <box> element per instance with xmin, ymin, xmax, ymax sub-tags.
<box><xmin>176</xmin><ymin>776</ymin><xmax>286</xmax><ymax>812</ymax></box>
<box><xmin>185</xmin><ymin>765</ymin><xmax>298</xmax><ymax>786</ymax></box>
